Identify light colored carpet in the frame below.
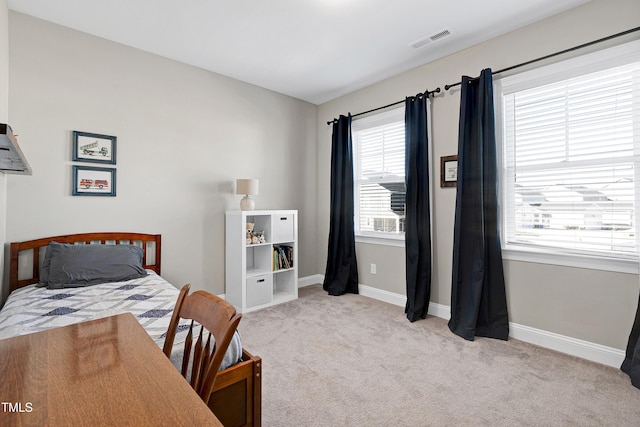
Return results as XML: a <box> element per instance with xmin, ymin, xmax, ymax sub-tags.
<box><xmin>237</xmin><ymin>284</ymin><xmax>640</xmax><ymax>426</ymax></box>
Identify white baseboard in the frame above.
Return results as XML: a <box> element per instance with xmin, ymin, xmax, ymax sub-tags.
<box><xmin>298</xmin><ymin>274</ymin><xmax>324</xmax><ymax>288</ymax></box>
<box><xmin>427</xmin><ymin>301</ymin><xmax>451</xmax><ymax>320</ymax></box>
<box><xmin>508</xmin><ymin>323</ymin><xmax>624</xmax><ymax>368</ymax></box>
<box><xmin>354</xmin><ymin>283</ymin><xmax>625</xmax><ymax>368</ymax></box>
<box><xmin>359</xmin><ymin>284</ymin><xmax>407</xmax><ymax>307</ymax></box>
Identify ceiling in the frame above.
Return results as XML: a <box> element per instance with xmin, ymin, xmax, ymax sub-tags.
<box><xmin>7</xmin><ymin>0</ymin><xmax>592</xmax><ymax>105</ymax></box>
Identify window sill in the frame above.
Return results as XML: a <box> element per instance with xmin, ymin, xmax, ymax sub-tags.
<box><xmin>355</xmin><ymin>234</ymin><xmax>405</xmax><ymax>248</ymax></box>
<box><xmin>502</xmin><ymin>247</ymin><xmax>638</xmax><ymax>274</ymax></box>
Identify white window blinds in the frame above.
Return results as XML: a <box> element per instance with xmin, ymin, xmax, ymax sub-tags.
<box><xmin>498</xmin><ymin>40</ymin><xmax>640</xmax><ymax>261</ymax></box>
<box><xmin>352</xmin><ymin>107</ymin><xmax>406</xmax><ymax>236</ymax></box>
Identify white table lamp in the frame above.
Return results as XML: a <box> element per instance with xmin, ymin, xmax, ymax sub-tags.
<box><xmin>236</xmin><ymin>179</ymin><xmax>259</xmax><ymax>211</ymax></box>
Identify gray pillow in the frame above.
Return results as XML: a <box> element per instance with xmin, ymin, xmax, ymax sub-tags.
<box><xmin>39</xmin><ymin>242</ymin><xmax>148</xmax><ymax>289</ymax></box>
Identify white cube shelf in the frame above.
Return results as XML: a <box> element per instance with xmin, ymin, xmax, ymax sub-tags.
<box><xmin>225</xmin><ymin>210</ymin><xmax>298</xmax><ymax>313</ymax></box>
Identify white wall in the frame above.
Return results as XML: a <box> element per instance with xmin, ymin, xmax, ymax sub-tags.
<box><xmin>0</xmin><ymin>0</ymin><xmax>7</xmax><ymax>121</ymax></box>
<box><xmin>317</xmin><ymin>0</ymin><xmax>640</xmax><ymax>350</ymax></box>
<box><xmin>0</xmin><ymin>0</ymin><xmax>9</xmax><ymax>302</ymax></box>
<box><xmin>6</xmin><ymin>12</ymin><xmax>317</xmax><ymax>296</ymax></box>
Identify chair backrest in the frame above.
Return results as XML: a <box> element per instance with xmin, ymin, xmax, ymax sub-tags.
<box><xmin>163</xmin><ymin>284</ymin><xmax>242</xmax><ymax>403</ymax></box>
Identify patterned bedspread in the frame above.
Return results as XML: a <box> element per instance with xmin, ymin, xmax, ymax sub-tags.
<box><xmin>0</xmin><ymin>271</ymin><xmax>242</xmax><ymax>370</ymax></box>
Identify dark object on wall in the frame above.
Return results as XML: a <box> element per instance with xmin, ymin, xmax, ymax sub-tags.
<box><xmin>404</xmin><ymin>94</ymin><xmax>432</xmax><ymax>322</ymax></box>
<box><xmin>449</xmin><ymin>69</ymin><xmax>509</xmax><ymax>341</ymax></box>
<box><xmin>323</xmin><ymin>114</ymin><xmax>359</xmax><ymax>296</ymax></box>
<box><xmin>440</xmin><ymin>155</ymin><xmax>458</xmax><ymax>188</ymax></box>
<box><xmin>622</xmin><ymin>294</ymin><xmax>640</xmax><ymax>389</ymax></box>
<box><xmin>72</xmin><ymin>165</ymin><xmax>116</xmax><ymax>197</ymax></box>
<box><xmin>73</xmin><ymin>130</ymin><xmax>117</xmax><ymax>164</ymax></box>
<box><xmin>0</xmin><ymin>123</ymin><xmax>31</xmax><ymax>174</ymax></box>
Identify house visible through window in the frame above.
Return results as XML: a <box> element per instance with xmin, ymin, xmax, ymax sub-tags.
<box><xmin>352</xmin><ymin>107</ymin><xmax>405</xmax><ymax>241</ymax></box>
<box><xmin>496</xmin><ymin>39</ymin><xmax>640</xmax><ymax>269</ymax></box>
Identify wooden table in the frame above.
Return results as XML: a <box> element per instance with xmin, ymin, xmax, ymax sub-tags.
<box><xmin>0</xmin><ymin>312</ymin><xmax>222</xmax><ymax>427</ymax></box>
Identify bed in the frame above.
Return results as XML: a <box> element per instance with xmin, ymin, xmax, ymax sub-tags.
<box><xmin>3</xmin><ymin>232</ymin><xmax>261</xmax><ymax>427</ymax></box>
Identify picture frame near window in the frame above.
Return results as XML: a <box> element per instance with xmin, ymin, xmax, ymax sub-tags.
<box><xmin>72</xmin><ymin>131</ymin><xmax>117</xmax><ymax>165</ymax></box>
<box><xmin>440</xmin><ymin>155</ymin><xmax>458</xmax><ymax>188</ymax></box>
<box><xmin>72</xmin><ymin>165</ymin><xmax>116</xmax><ymax>197</ymax></box>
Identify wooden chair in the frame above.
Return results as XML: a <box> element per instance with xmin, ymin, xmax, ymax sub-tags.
<box><xmin>163</xmin><ymin>284</ymin><xmax>242</xmax><ymax>404</ymax></box>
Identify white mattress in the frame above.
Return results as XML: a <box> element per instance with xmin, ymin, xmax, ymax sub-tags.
<box><xmin>0</xmin><ymin>270</ymin><xmax>242</xmax><ymax>371</ymax></box>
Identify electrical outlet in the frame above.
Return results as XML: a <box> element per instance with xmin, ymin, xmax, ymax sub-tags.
<box><xmin>371</xmin><ymin>263</ymin><xmax>377</xmax><ymax>274</ymax></box>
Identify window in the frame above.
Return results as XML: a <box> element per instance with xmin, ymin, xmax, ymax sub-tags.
<box><xmin>352</xmin><ymin>107</ymin><xmax>405</xmax><ymax>244</ymax></box>
<box><xmin>496</xmin><ymin>40</ymin><xmax>640</xmax><ymax>272</ymax></box>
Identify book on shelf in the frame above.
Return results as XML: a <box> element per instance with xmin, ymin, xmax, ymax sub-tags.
<box><xmin>273</xmin><ymin>245</ymin><xmax>293</xmax><ymax>271</ymax></box>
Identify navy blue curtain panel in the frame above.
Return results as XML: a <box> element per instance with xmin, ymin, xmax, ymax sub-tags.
<box><xmin>448</xmin><ymin>69</ymin><xmax>509</xmax><ymax>341</ymax></box>
<box><xmin>622</xmin><ymin>294</ymin><xmax>640</xmax><ymax>389</ymax></box>
<box><xmin>323</xmin><ymin>115</ymin><xmax>359</xmax><ymax>296</ymax></box>
<box><xmin>404</xmin><ymin>95</ymin><xmax>432</xmax><ymax>322</ymax></box>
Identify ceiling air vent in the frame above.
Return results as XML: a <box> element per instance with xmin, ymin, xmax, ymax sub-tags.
<box><xmin>429</xmin><ymin>29</ymin><xmax>452</xmax><ymax>42</ymax></box>
<box><xmin>409</xmin><ymin>28</ymin><xmax>453</xmax><ymax>49</ymax></box>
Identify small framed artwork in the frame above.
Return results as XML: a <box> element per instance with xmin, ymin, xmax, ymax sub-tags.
<box><xmin>440</xmin><ymin>155</ymin><xmax>458</xmax><ymax>188</ymax></box>
<box><xmin>72</xmin><ymin>131</ymin><xmax>117</xmax><ymax>164</ymax></box>
<box><xmin>72</xmin><ymin>165</ymin><xmax>116</xmax><ymax>196</ymax></box>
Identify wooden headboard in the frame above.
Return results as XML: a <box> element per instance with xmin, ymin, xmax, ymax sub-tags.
<box><xmin>9</xmin><ymin>232</ymin><xmax>162</xmax><ymax>293</ymax></box>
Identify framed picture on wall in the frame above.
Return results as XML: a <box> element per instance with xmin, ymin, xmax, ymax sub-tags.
<box><xmin>440</xmin><ymin>155</ymin><xmax>458</xmax><ymax>188</ymax></box>
<box><xmin>72</xmin><ymin>131</ymin><xmax>117</xmax><ymax>164</ymax></box>
<box><xmin>72</xmin><ymin>165</ymin><xmax>116</xmax><ymax>196</ymax></box>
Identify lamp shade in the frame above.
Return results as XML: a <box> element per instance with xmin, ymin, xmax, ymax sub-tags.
<box><xmin>236</xmin><ymin>179</ymin><xmax>259</xmax><ymax>195</ymax></box>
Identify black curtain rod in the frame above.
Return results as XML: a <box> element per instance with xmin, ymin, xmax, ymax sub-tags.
<box><xmin>444</xmin><ymin>26</ymin><xmax>640</xmax><ymax>90</ymax></box>
<box><xmin>326</xmin><ymin>87</ymin><xmax>440</xmax><ymax>126</ymax></box>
